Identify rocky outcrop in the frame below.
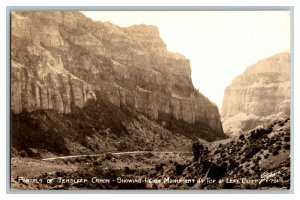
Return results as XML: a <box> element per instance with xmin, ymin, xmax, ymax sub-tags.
<box><xmin>222</xmin><ymin>52</ymin><xmax>290</xmax><ymax>118</ymax></box>
<box><xmin>221</xmin><ymin>52</ymin><xmax>290</xmax><ymax>136</ymax></box>
<box><xmin>11</xmin><ymin>11</ymin><xmax>224</xmax><ymax>138</ymax></box>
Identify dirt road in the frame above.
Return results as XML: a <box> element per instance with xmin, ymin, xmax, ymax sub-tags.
<box><xmin>42</xmin><ymin>151</ymin><xmax>191</xmax><ymax>161</ymax></box>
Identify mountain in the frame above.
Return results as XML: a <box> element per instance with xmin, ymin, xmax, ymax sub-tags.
<box><xmin>221</xmin><ymin>52</ymin><xmax>290</xmax><ymax>136</ymax></box>
<box><xmin>11</xmin><ymin>11</ymin><xmax>226</xmax><ymax>155</ymax></box>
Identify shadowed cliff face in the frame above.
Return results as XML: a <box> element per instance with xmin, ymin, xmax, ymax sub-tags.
<box><xmin>222</xmin><ymin>52</ymin><xmax>290</xmax><ymax>118</ymax></box>
<box><xmin>11</xmin><ymin>11</ymin><xmax>225</xmax><ymax>142</ymax></box>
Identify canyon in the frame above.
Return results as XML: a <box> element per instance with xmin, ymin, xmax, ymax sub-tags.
<box><xmin>10</xmin><ymin>11</ymin><xmax>291</xmax><ymax>190</ymax></box>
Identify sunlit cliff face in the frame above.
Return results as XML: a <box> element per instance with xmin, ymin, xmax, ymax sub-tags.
<box><xmin>222</xmin><ymin>52</ymin><xmax>290</xmax><ymax>118</ymax></box>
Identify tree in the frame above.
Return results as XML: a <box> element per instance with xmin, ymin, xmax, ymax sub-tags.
<box><xmin>192</xmin><ymin>142</ymin><xmax>203</xmax><ymax>162</ymax></box>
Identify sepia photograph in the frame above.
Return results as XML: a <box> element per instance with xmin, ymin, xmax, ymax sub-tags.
<box><xmin>10</xmin><ymin>10</ymin><xmax>291</xmax><ymax>190</ymax></box>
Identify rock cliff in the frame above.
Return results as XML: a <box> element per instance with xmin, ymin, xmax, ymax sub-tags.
<box><xmin>221</xmin><ymin>52</ymin><xmax>290</xmax><ymax>136</ymax></box>
<box><xmin>11</xmin><ymin>11</ymin><xmax>225</xmax><ymax>141</ymax></box>
<box><xmin>222</xmin><ymin>52</ymin><xmax>290</xmax><ymax>118</ymax></box>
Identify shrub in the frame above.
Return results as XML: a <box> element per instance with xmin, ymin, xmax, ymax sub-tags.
<box><xmin>245</xmin><ymin>147</ymin><xmax>260</xmax><ymax>159</ymax></box>
<box><xmin>284</xmin><ymin>136</ymin><xmax>290</xmax><ymax>142</ymax></box>
<box><xmin>155</xmin><ymin>165</ymin><xmax>163</xmax><ymax>172</ymax></box>
<box><xmin>264</xmin><ymin>154</ymin><xmax>269</xmax><ymax>159</ymax></box>
<box><xmin>19</xmin><ymin>150</ymin><xmax>27</xmax><ymax>158</ymax></box>
<box><xmin>124</xmin><ymin>167</ymin><xmax>132</xmax><ymax>174</ymax></box>
<box><xmin>256</xmin><ymin>156</ymin><xmax>262</xmax><ymax>161</ymax></box>
<box><xmin>239</xmin><ymin>134</ymin><xmax>245</xmax><ymax>140</ymax></box>
<box><xmin>105</xmin><ymin>153</ymin><xmax>113</xmax><ymax>160</ymax></box>
<box><xmin>175</xmin><ymin>164</ymin><xmax>185</xmax><ymax>175</ymax></box>
<box><xmin>284</xmin><ymin>144</ymin><xmax>290</xmax><ymax>150</ymax></box>
<box><xmin>272</xmin><ymin>150</ymin><xmax>279</xmax><ymax>156</ymax></box>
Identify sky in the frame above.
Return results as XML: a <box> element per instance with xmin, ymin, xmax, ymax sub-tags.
<box><xmin>82</xmin><ymin>11</ymin><xmax>290</xmax><ymax>108</ymax></box>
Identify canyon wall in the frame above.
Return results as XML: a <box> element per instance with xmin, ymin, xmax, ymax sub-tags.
<box><xmin>222</xmin><ymin>52</ymin><xmax>290</xmax><ymax>118</ymax></box>
<box><xmin>11</xmin><ymin>11</ymin><xmax>224</xmax><ymax>138</ymax></box>
<box><xmin>221</xmin><ymin>52</ymin><xmax>290</xmax><ymax>136</ymax></box>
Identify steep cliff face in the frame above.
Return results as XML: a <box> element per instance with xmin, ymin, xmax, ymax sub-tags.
<box><xmin>221</xmin><ymin>52</ymin><xmax>290</xmax><ymax>136</ymax></box>
<box><xmin>11</xmin><ymin>11</ymin><xmax>224</xmax><ymax>141</ymax></box>
<box><xmin>222</xmin><ymin>52</ymin><xmax>290</xmax><ymax>118</ymax></box>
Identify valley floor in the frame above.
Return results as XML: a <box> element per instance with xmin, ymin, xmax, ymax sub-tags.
<box><xmin>11</xmin><ymin>151</ymin><xmax>192</xmax><ymax>190</ymax></box>
<box><xmin>11</xmin><ymin>115</ymin><xmax>291</xmax><ymax>190</ymax></box>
